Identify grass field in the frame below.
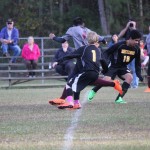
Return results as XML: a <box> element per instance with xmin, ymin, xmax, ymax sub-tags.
<box><xmin>0</xmin><ymin>85</ymin><xmax>150</xmax><ymax>150</ymax></box>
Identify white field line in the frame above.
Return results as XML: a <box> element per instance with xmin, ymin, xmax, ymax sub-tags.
<box><xmin>61</xmin><ymin>91</ymin><xmax>88</xmax><ymax>150</ymax></box>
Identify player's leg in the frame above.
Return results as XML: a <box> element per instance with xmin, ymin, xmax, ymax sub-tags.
<box><xmin>88</xmin><ymin>76</ymin><xmax>122</xmax><ymax>101</ymax></box>
<box><xmin>73</xmin><ymin>92</ymin><xmax>81</xmax><ymax>109</ymax></box>
<box><xmin>49</xmin><ymin>86</ymin><xmax>66</xmax><ymax>105</ymax></box>
<box><xmin>115</xmin><ymin>73</ymin><xmax>132</xmax><ymax>103</ymax></box>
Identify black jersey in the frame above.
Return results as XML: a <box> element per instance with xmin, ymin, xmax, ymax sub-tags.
<box><xmin>58</xmin><ymin>45</ymin><xmax>101</xmax><ymax>73</ymax></box>
<box><xmin>103</xmin><ymin>41</ymin><xmax>142</xmax><ymax>78</ymax></box>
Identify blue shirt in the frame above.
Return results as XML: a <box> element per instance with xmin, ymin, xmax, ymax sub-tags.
<box><xmin>0</xmin><ymin>27</ymin><xmax>20</xmax><ymax>45</ymax></box>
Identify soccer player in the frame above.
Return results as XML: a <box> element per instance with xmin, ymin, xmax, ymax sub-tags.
<box><xmin>88</xmin><ymin>29</ymin><xmax>143</xmax><ymax>104</ymax></box>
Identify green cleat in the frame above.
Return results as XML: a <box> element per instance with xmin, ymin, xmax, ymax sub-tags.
<box><xmin>115</xmin><ymin>97</ymin><xmax>127</xmax><ymax>104</ymax></box>
<box><xmin>88</xmin><ymin>90</ymin><xmax>96</xmax><ymax>102</ymax></box>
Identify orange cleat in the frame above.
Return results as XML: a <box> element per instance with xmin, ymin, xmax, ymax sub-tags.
<box><xmin>144</xmin><ymin>88</ymin><xmax>150</xmax><ymax>92</ymax></box>
<box><xmin>49</xmin><ymin>98</ymin><xmax>65</xmax><ymax>105</ymax></box>
<box><xmin>58</xmin><ymin>102</ymin><xmax>74</xmax><ymax>109</ymax></box>
<box><xmin>73</xmin><ymin>103</ymin><xmax>81</xmax><ymax>109</ymax></box>
<box><xmin>113</xmin><ymin>80</ymin><xmax>123</xmax><ymax>95</ymax></box>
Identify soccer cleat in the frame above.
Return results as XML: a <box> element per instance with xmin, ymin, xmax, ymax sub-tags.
<box><xmin>144</xmin><ymin>88</ymin><xmax>150</xmax><ymax>92</ymax></box>
<box><xmin>49</xmin><ymin>98</ymin><xmax>65</xmax><ymax>105</ymax></box>
<box><xmin>115</xmin><ymin>97</ymin><xmax>127</xmax><ymax>104</ymax></box>
<box><xmin>88</xmin><ymin>90</ymin><xmax>96</xmax><ymax>102</ymax></box>
<box><xmin>58</xmin><ymin>102</ymin><xmax>74</xmax><ymax>109</ymax></box>
<box><xmin>73</xmin><ymin>103</ymin><xmax>81</xmax><ymax>109</ymax></box>
<box><xmin>113</xmin><ymin>80</ymin><xmax>123</xmax><ymax>95</ymax></box>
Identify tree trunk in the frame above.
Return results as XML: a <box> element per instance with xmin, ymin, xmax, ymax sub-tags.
<box><xmin>139</xmin><ymin>0</ymin><xmax>143</xmax><ymax>32</ymax></box>
<box><xmin>127</xmin><ymin>0</ymin><xmax>131</xmax><ymax>19</ymax></box>
<box><xmin>98</xmin><ymin>0</ymin><xmax>108</xmax><ymax>34</ymax></box>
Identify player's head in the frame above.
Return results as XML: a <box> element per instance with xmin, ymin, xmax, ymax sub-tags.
<box><xmin>87</xmin><ymin>31</ymin><xmax>99</xmax><ymax>45</ymax></box>
<box><xmin>128</xmin><ymin>29</ymin><xmax>142</xmax><ymax>46</ymax></box>
<box><xmin>73</xmin><ymin>17</ymin><xmax>83</xmax><ymax>26</ymax></box>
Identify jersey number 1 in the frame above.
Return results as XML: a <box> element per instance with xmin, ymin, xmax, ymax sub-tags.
<box><xmin>92</xmin><ymin>50</ymin><xmax>96</xmax><ymax>62</ymax></box>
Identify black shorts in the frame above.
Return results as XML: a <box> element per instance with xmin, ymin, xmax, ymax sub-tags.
<box><xmin>104</xmin><ymin>66</ymin><xmax>131</xmax><ymax>80</ymax></box>
<box><xmin>68</xmin><ymin>71</ymin><xmax>99</xmax><ymax>92</ymax></box>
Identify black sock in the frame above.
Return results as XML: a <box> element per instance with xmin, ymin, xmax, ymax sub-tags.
<box><xmin>92</xmin><ymin>85</ymin><xmax>101</xmax><ymax>93</ymax></box>
<box><xmin>115</xmin><ymin>82</ymin><xmax>130</xmax><ymax>101</ymax></box>
<box><xmin>66</xmin><ymin>88</ymin><xmax>73</xmax><ymax>96</ymax></box>
<box><xmin>60</xmin><ymin>87</ymin><xmax>67</xmax><ymax>99</ymax></box>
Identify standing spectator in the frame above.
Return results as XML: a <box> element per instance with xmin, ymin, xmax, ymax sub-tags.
<box><xmin>21</xmin><ymin>36</ymin><xmax>40</xmax><ymax>77</ymax></box>
<box><xmin>52</xmin><ymin>41</ymin><xmax>75</xmax><ymax>79</ymax></box>
<box><xmin>144</xmin><ymin>25</ymin><xmax>150</xmax><ymax>92</ymax></box>
<box><xmin>0</xmin><ymin>18</ymin><xmax>21</xmax><ymax>63</ymax></box>
<box><xmin>108</xmin><ymin>34</ymin><xmax>118</xmax><ymax>48</ymax></box>
<box><xmin>118</xmin><ymin>20</ymin><xmax>139</xmax><ymax>88</ymax></box>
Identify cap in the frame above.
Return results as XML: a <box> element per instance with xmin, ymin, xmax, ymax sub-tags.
<box><xmin>6</xmin><ymin>18</ymin><xmax>13</xmax><ymax>23</ymax></box>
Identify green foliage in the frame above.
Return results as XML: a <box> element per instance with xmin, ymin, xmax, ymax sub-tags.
<box><xmin>0</xmin><ymin>0</ymin><xmax>149</xmax><ymax>37</ymax></box>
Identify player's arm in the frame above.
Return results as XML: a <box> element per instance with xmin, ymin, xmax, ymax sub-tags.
<box><xmin>103</xmin><ymin>41</ymin><xmax>123</xmax><ymax>64</ymax></box>
<box><xmin>49</xmin><ymin>33</ymin><xmax>66</xmax><ymax>43</ymax></box>
<box><xmin>57</xmin><ymin>46</ymin><xmax>83</xmax><ymax>64</ymax></box>
<box><xmin>135</xmin><ymin>48</ymin><xmax>143</xmax><ymax>81</ymax></box>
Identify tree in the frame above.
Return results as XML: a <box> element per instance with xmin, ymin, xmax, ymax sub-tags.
<box><xmin>98</xmin><ymin>0</ymin><xmax>109</xmax><ymax>34</ymax></box>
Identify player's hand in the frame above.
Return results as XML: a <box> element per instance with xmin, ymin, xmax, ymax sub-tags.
<box><xmin>49</xmin><ymin>33</ymin><xmax>55</xmax><ymax>39</ymax></box>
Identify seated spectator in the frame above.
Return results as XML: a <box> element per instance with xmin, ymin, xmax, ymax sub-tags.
<box><xmin>0</xmin><ymin>18</ymin><xmax>21</xmax><ymax>63</ymax></box>
<box><xmin>21</xmin><ymin>36</ymin><xmax>40</xmax><ymax>77</ymax></box>
<box><xmin>52</xmin><ymin>41</ymin><xmax>75</xmax><ymax>79</ymax></box>
<box><xmin>108</xmin><ymin>34</ymin><xmax>118</xmax><ymax>47</ymax></box>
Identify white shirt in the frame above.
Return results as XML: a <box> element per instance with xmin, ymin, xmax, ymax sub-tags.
<box><xmin>7</xmin><ymin>29</ymin><xmax>12</xmax><ymax>40</ymax></box>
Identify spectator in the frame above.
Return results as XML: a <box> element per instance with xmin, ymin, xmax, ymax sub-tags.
<box><xmin>140</xmin><ymin>40</ymin><xmax>149</xmax><ymax>67</ymax></box>
<box><xmin>108</xmin><ymin>34</ymin><xmax>118</xmax><ymax>48</ymax></box>
<box><xmin>144</xmin><ymin>25</ymin><xmax>150</xmax><ymax>92</ymax></box>
<box><xmin>21</xmin><ymin>36</ymin><xmax>40</xmax><ymax>77</ymax></box>
<box><xmin>52</xmin><ymin>41</ymin><xmax>75</xmax><ymax>79</ymax></box>
<box><xmin>0</xmin><ymin>18</ymin><xmax>21</xmax><ymax>63</ymax></box>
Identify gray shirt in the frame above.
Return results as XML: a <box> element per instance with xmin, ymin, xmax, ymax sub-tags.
<box><xmin>62</xmin><ymin>25</ymin><xmax>103</xmax><ymax>49</ymax></box>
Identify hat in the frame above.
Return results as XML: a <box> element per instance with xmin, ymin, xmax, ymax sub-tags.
<box><xmin>6</xmin><ymin>18</ymin><xmax>13</xmax><ymax>23</ymax></box>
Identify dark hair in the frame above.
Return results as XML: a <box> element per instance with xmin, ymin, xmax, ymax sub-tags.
<box><xmin>129</xmin><ymin>30</ymin><xmax>142</xmax><ymax>39</ymax></box>
<box><xmin>73</xmin><ymin>17</ymin><xmax>83</xmax><ymax>26</ymax></box>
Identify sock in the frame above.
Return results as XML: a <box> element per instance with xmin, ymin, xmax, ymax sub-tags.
<box><xmin>74</xmin><ymin>100</ymin><xmax>79</xmax><ymax>104</ymax></box>
<box><xmin>60</xmin><ymin>87</ymin><xmax>67</xmax><ymax>99</ymax></box>
<box><xmin>67</xmin><ymin>96</ymin><xmax>73</xmax><ymax>103</ymax></box>
<box><xmin>115</xmin><ymin>82</ymin><xmax>130</xmax><ymax>101</ymax></box>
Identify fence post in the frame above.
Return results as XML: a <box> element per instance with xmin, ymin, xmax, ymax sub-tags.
<box><xmin>8</xmin><ymin>64</ymin><xmax>11</xmax><ymax>88</ymax></box>
<box><xmin>41</xmin><ymin>38</ymin><xmax>44</xmax><ymax>84</ymax></box>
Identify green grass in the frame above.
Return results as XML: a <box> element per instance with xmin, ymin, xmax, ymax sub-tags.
<box><xmin>0</xmin><ymin>86</ymin><xmax>150</xmax><ymax>150</ymax></box>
